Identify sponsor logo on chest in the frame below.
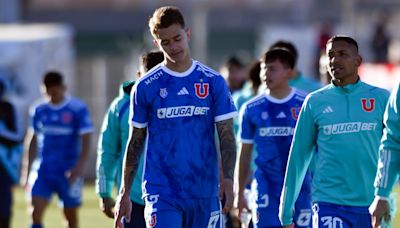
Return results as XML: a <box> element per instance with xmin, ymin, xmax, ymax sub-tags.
<box><xmin>259</xmin><ymin>127</ymin><xmax>294</xmax><ymax>137</ymax></box>
<box><xmin>322</xmin><ymin>122</ymin><xmax>377</xmax><ymax>135</ymax></box>
<box><xmin>157</xmin><ymin>106</ymin><xmax>209</xmax><ymax>119</ymax></box>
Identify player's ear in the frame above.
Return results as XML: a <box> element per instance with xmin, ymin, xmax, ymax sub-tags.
<box><xmin>186</xmin><ymin>29</ymin><xmax>191</xmax><ymax>42</ymax></box>
<box><xmin>153</xmin><ymin>39</ymin><xmax>159</xmax><ymax>48</ymax></box>
<box><xmin>355</xmin><ymin>54</ymin><xmax>362</xmax><ymax>67</ymax></box>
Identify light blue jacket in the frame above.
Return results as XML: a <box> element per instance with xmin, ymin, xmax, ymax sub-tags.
<box><xmin>96</xmin><ymin>81</ymin><xmax>144</xmax><ymax>205</ymax></box>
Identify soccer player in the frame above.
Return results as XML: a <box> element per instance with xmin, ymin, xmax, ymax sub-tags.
<box><xmin>96</xmin><ymin>50</ymin><xmax>164</xmax><ymax>228</ymax></box>
<box><xmin>0</xmin><ymin>78</ymin><xmax>23</xmax><ymax>228</ymax></box>
<box><xmin>279</xmin><ymin>35</ymin><xmax>390</xmax><ymax>228</ymax></box>
<box><xmin>22</xmin><ymin>72</ymin><xmax>93</xmax><ymax>228</ymax></box>
<box><xmin>114</xmin><ymin>6</ymin><xmax>237</xmax><ymax>228</ymax></box>
<box><xmin>370</xmin><ymin>82</ymin><xmax>400</xmax><ymax>227</ymax></box>
<box><xmin>237</xmin><ymin>48</ymin><xmax>312</xmax><ymax>228</ymax></box>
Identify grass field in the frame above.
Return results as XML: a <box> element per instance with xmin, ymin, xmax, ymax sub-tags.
<box><xmin>10</xmin><ymin>185</ymin><xmax>400</xmax><ymax>227</ymax></box>
<box><xmin>12</xmin><ymin>185</ymin><xmax>114</xmax><ymax>228</ymax></box>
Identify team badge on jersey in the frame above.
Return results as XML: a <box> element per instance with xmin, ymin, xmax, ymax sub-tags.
<box><xmin>361</xmin><ymin>98</ymin><xmax>375</xmax><ymax>112</ymax></box>
<box><xmin>61</xmin><ymin>112</ymin><xmax>73</xmax><ymax>124</ymax></box>
<box><xmin>159</xmin><ymin>88</ymin><xmax>168</xmax><ymax>98</ymax></box>
<box><xmin>194</xmin><ymin>83</ymin><xmax>209</xmax><ymax>99</ymax></box>
<box><xmin>291</xmin><ymin>107</ymin><xmax>300</xmax><ymax>120</ymax></box>
<box><xmin>261</xmin><ymin>112</ymin><xmax>268</xmax><ymax>120</ymax></box>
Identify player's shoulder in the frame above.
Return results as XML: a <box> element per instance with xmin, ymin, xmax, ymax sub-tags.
<box><xmin>243</xmin><ymin>93</ymin><xmax>267</xmax><ymax>110</ymax></box>
<box><xmin>194</xmin><ymin>60</ymin><xmax>221</xmax><ymax>78</ymax></box>
<box><xmin>361</xmin><ymin>81</ymin><xmax>390</xmax><ymax>98</ymax></box>
<box><xmin>293</xmin><ymin>88</ymin><xmax>308</xmax><ymax>101</ymax></box>
<box><xmin>135</xmin><ymin>63</ymin><xmax>164</xmax><ymax>87</ymax></box>
<box><xmin>30</xmin><ymin>98</ymin><xmax>49</xmax><ymax>113</ymax></box>
<box><xmin>67</xmin><ymin>96</ymin><xmax>89</xmax><ymax>112</ymax></box>
<box><xmin>304</xmin><ymin>84</ymin><xmax>333</xmax><ymax>102</ymax></box>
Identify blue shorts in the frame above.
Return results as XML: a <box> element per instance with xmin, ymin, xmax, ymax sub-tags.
<box><xmin>312</xmin><ymin>202</ymin><xmax>372</xmax><ymax>228</ymax></box>
<box><xmin>143</xmin><ymin>195</ymin><xmax>223</xmax><ymax>228</ymax></box>
<box><xmin>251</xmin><ymin>176</ymin><xmax>312</xmax><ymax>228</ymax></box>
<box><xmin>123</xmin><ymin>201</ymin><xmax>145</xmax><ymax>228</ymax></box>
<box><xmin>30</xmin><ymin>172</ymin><xmax>83</xmax><ymax>208</ymax></box>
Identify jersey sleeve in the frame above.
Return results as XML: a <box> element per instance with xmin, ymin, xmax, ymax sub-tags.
<box><xmin>213</xmin><ymin>76</ymin><xmax>237</xmax><ymax>122</ymax></box>
<box><xmin>29</xmin><ymin>105</ymin><xmax>39</xmax><ymax>133</ymax></box>
<box><xmin>96</xmin><ymin>99</ymin><xmax>121</xmax><ymax>198</ymax></box>
<box><xmin>130</xmin><ymin>82</ymin><xmax>148</xmax><ymax>128</ymax></box>
<box><xmin>375</xmin><ymin>83</ymin><xmax>400</xmax><ymax>197</ymax></box>
<box><xmin>279</xmin><ymin>95</ymin><xmax>316</xmax><ymax>226</ymax></box>
<box><xmin>78</xmin><ymin>103</ymin><xmax>94</xmax><ymax>134</ymax></box>
<box><xmin>239</xmin><ymin>105</ymin><xmax>254</xmax><ymax>144</ymax></box>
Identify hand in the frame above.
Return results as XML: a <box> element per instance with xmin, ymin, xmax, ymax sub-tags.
<box><xmin>67</xmin><ymin>165</ymin><xmax>83</xmax><ymax>183</ymax></box>
<box><xmin>100</xmin><ymin>197</ymin><xmax>115</xmax><ymax>218</ymax></box>
<box><xmin>283</xmin><ymin>224</ymin><xmax>295</xmax><ymax>228</ymax></box>
<box><xmin>220</xmin><ymin>178</ymin><xmax>234</xmax><ymax>214</ymax></box>
<box><xmin>370</xmin><ymin>198</ymin><xmax>390</xmax><ymax>228</ymax></box>
<box><xmin>114</xmin><ymin>193</ymin><xmax>132</xmax><ymax>228</ymax></box>
<box><xmin>237</xmin><ymin>192</ymin><xmax>250</xmax><ymax>218</ymax></box>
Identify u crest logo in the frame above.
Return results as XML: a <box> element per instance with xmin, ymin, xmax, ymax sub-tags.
<box><xmin>194</xmin><ymin>83</ymin><xmax>209</xmax><ymax>99</ymax></box>
<box><xmin>291</xmin><ymin>107</ymin><xmax>300</xmax><ymax>120</ymax></box>
<box><xmin>361</xmin><ymin>98</ymin><xmax>375</xmax><ymax>112</ymax></box>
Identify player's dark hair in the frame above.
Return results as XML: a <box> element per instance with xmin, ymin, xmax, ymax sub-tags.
<box><xmin>149</xmin><ymin>6</ymin><xmax>185</xmax><ymax>37</ymax></box>
<box><xmin>224</xmin><ymin>56</ymin><xmax>244</xmax><ymax>69</ymax></box>
<box><xmin>43</xmin><ymin>71</ymin><xmax>64</xmax><ymax>88</ymax></box>
<box><xmin>270</xmin><ymin>40</ymin><xmax>298</xmax><ymax>65</ymax></box>
<box><xmin>248</xmin><ymin>61</ymin><xmax>261</xmax><ymax>93</ymax></box>
<box><xmin>261</xmin><ymin>48</ymin><xmax>295</xmax><ymax>69</ymax></box>
<box><xmin>327</xmin><ymin>35</ymin><xmax>359</xmax><ymax>52</ymax></box>
<box><xmin>141</xmin><ymin>51</ymin><xmax>164</xmax><ymax>71</ymax></box>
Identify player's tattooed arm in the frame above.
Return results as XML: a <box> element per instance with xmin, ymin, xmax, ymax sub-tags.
<box><xmin>216</xmin><ymin>118</ymin><xmax>237</xmax><ymax>180</ymax></box>
<box><xmin>120</xmin><ymin>127</ymin><xmax>147</xmax><ymax>195</ymax></box>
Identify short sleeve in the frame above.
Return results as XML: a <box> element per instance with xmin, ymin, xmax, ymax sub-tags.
<box><xmin>239</xmin><ymin>105</ymin><xmax>254</xmax><ymax>144</ymax></box>
<box><xmin>130</xmin><ymin>82</ymin><xmax>148</xmax><ymax>128</ymax></box>
<box><xmin>213</xmin><ymin>76</ymin><xmax>237</xmax><ymax>122</ymax></box>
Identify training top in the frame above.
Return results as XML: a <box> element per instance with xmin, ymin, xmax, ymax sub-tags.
<box><xmin>279</xmin><ymin>79</ymin><xmax>389</xmax><ymax>226</ymax></box>
<box><xmin>30</xmin><ymin>96</ymin><xmax>93</xmax><ymax>175</ymax></box>
<box><xmin>96</xmin><ymin>81</ymin><xmax>145</xmax><ymax>205</ymax></box>
<box><xmin>375</xmin><ymin>82</ymin><xmax>400</xmax><ymax>197</ymax></box>
<box><xmin>131</xmin><ymin>60</ymin><xmax>237</xmax><ymax>199</ymax></box>
<box><xmin>239</xmin><ymin>88</ymin><xmax>307</xmax><ymax>186</ymax></box>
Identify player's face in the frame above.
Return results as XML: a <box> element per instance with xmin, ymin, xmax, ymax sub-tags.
<box><xmin>42</xmin><ymin>85</ymin><xmax>66</xmax><ymax>103</ymax></box>
<box><xmin>326</xmin><ymin>40</ymin><xmax>361</xmax><ymax>81</ymax></box>
<box><xmin>260</xmin><ymin>60</ymin><xmax>291</xmax><ymax>91</ymax></box>
<box><xmin>153</xmin><ymin>23</ymin><xmax>191</xmax><ymax>68</ymax></box>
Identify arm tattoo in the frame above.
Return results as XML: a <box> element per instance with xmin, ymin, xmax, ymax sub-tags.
<box><xmin>121</xmin><ymin>127</ymin><xmax>147</xmax><ymax>194</ymax></box>
<box><xmin>216</xmin><ymin>118</ymin><xmax>236</xmax><ymax>180</ymax></box>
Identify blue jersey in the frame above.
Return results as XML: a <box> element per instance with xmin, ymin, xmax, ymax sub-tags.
<box><xmin>30</xmin><ymin>96</ymin><xmax>93</xmax><ymax>175</ymax></box>
<box><xmin>240</xmin><ymin>88</ymin><xmax>307</xmax><ymax>185</ymax></box>
<box><xmin>131</xmin><ymin>60</ymin><xmax>237</xmax><ymax>199</ymax></box>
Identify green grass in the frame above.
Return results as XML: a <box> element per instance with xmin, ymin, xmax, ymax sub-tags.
<box><xmin>11</xmin><ymin>185</ymin><xmax>400</xmax><ymax>227</ymax></box>
<box><xmin>12</xmin><ymin>185</ymin><xmax>114</xmax><ymax>228</ymax></box>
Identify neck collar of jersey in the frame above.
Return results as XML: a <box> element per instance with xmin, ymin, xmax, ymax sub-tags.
<box><xmin>162</xmin><ymin>60</ymin><xmax>196</xmax><ymax>77</ymax></box>
<box><xmin>265</xmin><ymin>87</ymin><xmax>295</xmax><ymax>104</ymax></box>
<box><xmin>330</xmin><ymin>77</ymin><xmax>362</xmax><ymax>94</ymax></box>
<box><xmin>48</xmin><ymin>95</ymin><xmax>71</xmax><ymax>110</ymax></box>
